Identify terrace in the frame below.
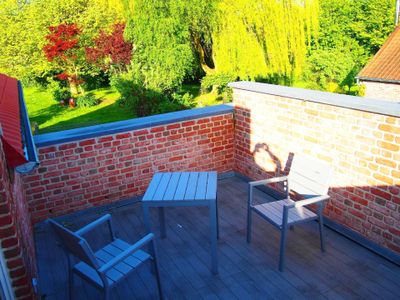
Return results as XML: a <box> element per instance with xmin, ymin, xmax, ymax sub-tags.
<box><xmin>36</xmin><ymin>176</ymin><xmax>400</xmax><ymax>299</ymax></box>
<box><xmin>1</xmin><ymin>81</ymin><xmax>400</xmax><ymax>299</ymax></box>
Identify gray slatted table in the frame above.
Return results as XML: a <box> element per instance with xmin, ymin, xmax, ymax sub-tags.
<box><xmin>142</xmin><ymin>172</ymin><xmax>218</xmax><ymax>274</ymax></box>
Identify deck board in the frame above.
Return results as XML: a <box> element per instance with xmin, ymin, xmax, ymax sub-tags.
<box><xmin>34</xmin><ymin>176</ymin><xmax>400</xmax><ymax>299</ymax></box>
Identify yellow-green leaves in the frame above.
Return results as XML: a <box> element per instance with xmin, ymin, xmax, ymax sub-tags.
<box><xmin>213</xmin><ymin>0</ymin><xmax>319</xmax><ymax>82</ymax></box>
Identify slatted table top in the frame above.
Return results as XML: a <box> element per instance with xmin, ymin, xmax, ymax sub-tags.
<box><xmin>142</xmin><ymin>172</ymin><xmax>217</xmax><ymax>202</ymax></box>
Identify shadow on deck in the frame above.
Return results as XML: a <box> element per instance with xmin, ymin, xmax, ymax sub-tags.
<box><xmin>34</xmin><ymin>177</ymin><xmax>400</xmax><ymax>299</ymax></box>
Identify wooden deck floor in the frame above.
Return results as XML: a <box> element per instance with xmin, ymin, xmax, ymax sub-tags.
<box><xmin>35</xmin><ymin>176</ymin><xmax>400</xmax><ymax>300</ymax></box>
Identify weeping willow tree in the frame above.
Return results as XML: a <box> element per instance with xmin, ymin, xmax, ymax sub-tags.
<box><xmin>122</xmin><ymin>0</ymin><xmax>318</xmax><ymax>90</ymax></box>
<box><xmin>211</xmin><ymin>0</ymin><xmax>319</xmax><ymax>82</ymax></box>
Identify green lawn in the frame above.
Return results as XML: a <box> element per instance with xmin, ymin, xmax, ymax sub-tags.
<box><xmin>180</xmin><ymin>84</ymin><xmax>223</xmax><ymax>107</ymax></box>
<box><xmin>24</xmin><ymin>84</ymin><xmax>220</xmax><ymax>134</ymax></box>
<box><xmin>25</xmin><ymin>86</ymin><xmax>135</xmax><ymax>133</ymax></box>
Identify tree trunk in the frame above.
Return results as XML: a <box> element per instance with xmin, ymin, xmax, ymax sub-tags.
<box><xmin>193</xmin><ymin>35</ymin><xmax>215</xmax><ymax>75</ymax></box>
<box><xmin>69</xmin><ymin>80</ymin><xmax>78</xmax><ymax>96</ymax></box>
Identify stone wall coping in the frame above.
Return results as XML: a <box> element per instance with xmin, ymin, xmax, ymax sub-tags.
<box><xmin>34</xmin><ymin>104</ymin><xmax>234</xmax><ymax>147</ymax></box>
<box><xmin>228</xmin><ymin>81</ymin><xmax>400</xmax><ymax>117</ymax></box>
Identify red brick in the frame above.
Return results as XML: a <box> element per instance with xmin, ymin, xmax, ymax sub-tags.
<box><xmin>0</xmin><ymin>215</ymin><xmax>13</xmax><ymax>226</ymax></box>
<box><xmin>182</xmin><ymin>121</ymin><xmax>195</xmax><ymax>127</ymax></box>
<box><xmin>167</xmin><ymin>123</ymin><xmax>181</xmax><ymax>130</ymax></box>
<box><xmin>2</xmin><ymin>237</ymin><xmax>18</xmax><ymax>248</ymax></box>
<box><xmin>197</xmin><ymin>118</ymin><xmax>210</xmax><ymax>124</ymax></box>
<box><xmin>39</xmin><ymin>146</ymin><xmax>56</xmax><ymax>154</ymax></box>
<box><xmin>370</xmin><ymin>188</ymin><xmax>392</xmax><ymax>201</ymax></box>
<box><xmin>79</xmin><ymin>139</ymin><xmax>96</xmax><ymax>146</ymax></box>
<box><xmin>150</xmin><ymin>126</ymin><xmax>165</xmax><ymax>133</ymax></box>
<box><xmin>133</xmin><ymin>129</ymin><xmax>148</xmax><ymax>136</ymax></box>
<box><xmin>116</xmin><ymin>133</ymin><xmax>131</xmax><ymax>139</ymax></box>
<box><xmin>99</xmin><ymin>136</ymin><xmax>113</xmax><ymax>142</ymax></box>
<box><xmin>59</xmin><ymin>143</ymin><xmax>77</xmax><ymax>150</ymax></box>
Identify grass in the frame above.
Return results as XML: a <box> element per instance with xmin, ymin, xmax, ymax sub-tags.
<box><xmin>24</xmin><ymin>84</ymin><xmax>220</xmax><ymax>134</ymax></box>
<box><xmin>24</xmin><ymin>86</ymin><xmax>133</xmax><ymax>134</ymax></box>
<box><xmin>180</xmin><ymin>84</ymin><xmax>225</xmax><ymax>107</ymax></box>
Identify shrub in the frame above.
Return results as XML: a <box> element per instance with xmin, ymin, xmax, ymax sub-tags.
<box><xmin>52</xmin><ymin>88</ymin><xmax>71</xmax><ymax>102</ymax></box>
<box><xmin>201</xmin><ymin>73</ymin><xmax>236</xmax><ymax>94</ymax></box>
<box><xmin>76</xmin><ymin>94</ymin><xmax>98</xmax><ymax>107</ymax></box>
<box><xmin>48</xmin><ymin>78</ymin><xmax>71</xmax><ymax>102</ymax></box>
<box><xmin>111</xmin><ymin>73</ymin><xmax>162</xmax><ymax>116</ymax></box>
<box><xmin>110</xmin><ymin>73</ymin><xmax>194</xmax><ymax>116</ymax></box>
<box><xmin>201</xmin><ymin>73</ymin><xmax>235</xmax><ymax>102</ymax></box>
<box><xmin>171</xmin><ymin>92</ymin><xmax>195</xmax><ymax>109</ymax></box>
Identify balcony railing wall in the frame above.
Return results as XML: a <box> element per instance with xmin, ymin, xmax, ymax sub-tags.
<box><xmin>24</xmin><ymin>105</ymin><xmax>234</xmax><ymax>223</ymax></box>
<box><xmin>0</xmin><ymin>138</ymin><xmax>37</xmax><ymax>299</ymax></box>
<box><xmin>230</xmin><ymin>81</ymin><xmax>400</xmax><ymax>261</ymax></box>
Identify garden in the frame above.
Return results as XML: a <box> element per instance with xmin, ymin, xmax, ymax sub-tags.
<box><xmin>0</xmin><ymin>0</ymin><xmax>396</xmax><ymax>133</ymax></box>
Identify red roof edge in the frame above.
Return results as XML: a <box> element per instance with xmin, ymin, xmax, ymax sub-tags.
<box><xmin>0</xmin><ymin>73</ymin><xmax>28</xmax><ymax>168</ymax></box>
<box><xmin>0</xmin><ymin>136</ymin><xmax>27</xmax><ymax>167</ymax></box>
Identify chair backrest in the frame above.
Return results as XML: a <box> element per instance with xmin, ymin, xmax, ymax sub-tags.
<box><xmin>288</xmin><ymin>155</ymin><xmax>332</xmax><ymax>197</ymax></box>
<box><xmin>48</xmin><ymin>219</ymin><xmax>99</xmax><ymax>269</ymax></box>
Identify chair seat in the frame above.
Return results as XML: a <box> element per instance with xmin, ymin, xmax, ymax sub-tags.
<box><xmin>74</xmin><ymin>238</ymin><xmax>151</xmax><ymax>288</ymax></box>
<box><xmin>252</xmin><ymin>199</ymin><xmax>317</xmax><ymax>227</ymax></box>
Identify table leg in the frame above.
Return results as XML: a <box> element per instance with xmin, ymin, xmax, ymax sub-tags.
<box><xmin>210</xmin><ymin>200</ymin><xmax>218</xmax><ymax>274</ymax></box>
<box><xmin>143</xmin><ymin>203</ymin><xmax>151</xmax><ymax>233</ymax></box>
<box><xmin>158</xmin><ymin>207</ymin><xmax>166</xmax><ymax>238</ymax></box>
<box><xmin>216</xmin><ymin>195</ymin><xmax>220</xmax><ymax>239</ymax></box>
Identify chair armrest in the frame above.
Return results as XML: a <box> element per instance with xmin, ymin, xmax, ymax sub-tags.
<box><xmin>249</xmin><ymin>176</ymin><xmax>288</xmax><ymax>187</ymax></box>
<box><xmin>291</xmin><ymin>195</ymin><xmax>330</xmax><ymax>208</ymax></box>
<box><xmin>248</xmin><ymin>176</ymin><xmax>288</xmax><ymax>207</ymax></box>
<box><xmin>98</xmin><ymin>233</ymin><xmax>154</xmax><ymax>273</ymax></box>
<box><xmin>76</xmin><ymin>214</ymin><xmax>115</xmax><ymax>239</ymax></box>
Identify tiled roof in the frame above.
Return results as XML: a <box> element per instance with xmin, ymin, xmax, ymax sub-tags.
<box><xmin>0</xmin><ymin>74</ymin><xmax>27</xmax><ymax>167</ymax></box>
<box><xmin>358</xmin><ymin>26</ymin><xmax>400</xmax><ymax>83</ymax></box>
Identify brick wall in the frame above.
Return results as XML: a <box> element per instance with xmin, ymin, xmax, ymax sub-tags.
<box><xmin>361</xmin><ymin>80</ymin><xmax>400</xmax><ymax>102</ymax></box>
<box><xmin>232</xmin><ymin>86</ymin><xmax>400</xmax><ymax>254</ymax></box>
<box><xmin>0</xmin><ymin>138</ymin><xmax>37</xmax><ymax>299</ymax></box>
<box><xmin>24</xmin><ymin>113</ymin><xmax>234</xmax><ymax>223</ymax></box>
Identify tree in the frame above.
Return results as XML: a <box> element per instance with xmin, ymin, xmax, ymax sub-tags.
<box><xmin>43</xmin><ymin>23</ymin><xmax>85</xmax><ymax>95</ymax></box>
<box><xmin>0</xmin><ymin>0</ymin><xmax>125</xmax><ymax>81</ymax></box>
<box><xmin>303</xmin><ymin>0</ymin><xmax>396</xmax><ymax>92</ymax></box>
<box><xmin>86</xmin><ymin>23</ymin><xmax>132</xmax><ymax>74</ymax></box>
<box><xmin>123</xmin><ymin>0</ymin><xmax>319</xmax><ymax>89</ymax></box>
<box><xmin>123</xmin><ymin>0</ymin><xmax>196</xmax><ymax>92</ymax></box>
<box><xmin>212</xmin><ymin>0</ymin><xmax>319</xmax><ymax>83</ymax></box>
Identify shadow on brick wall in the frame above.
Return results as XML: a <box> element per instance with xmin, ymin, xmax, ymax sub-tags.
<box><xmin>234</xmin><ymin>104</ymin><xmax>400</xmax><ymax>259</ymax></box>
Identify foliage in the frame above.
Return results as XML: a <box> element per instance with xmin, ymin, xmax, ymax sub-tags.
<box><xmin>111</xmin><ymin>74</ymin><xmax>165</xmax><ymax>116</ymax></box>
<box><xmin>123</xmin><ymin>0</ymin><xmax>197</xmax><ymax>92</ymax></box>
<box><xmin>304</xmin><ymin>48</ymin><xmax>355</xmax><ymax>91</ymax></box>
<box><xmin>212</xmin><ymin>0</ymin><xmax>319</xmax><ymax>82</ymax></box>
<box><xmin>52</xmin><ymin>88</ymin><xmax>72</xmax><ymax>102</ymax></box>
<box><xmin>86</xmin><ymin>23</ymin><xmax>132</xmax><ymax>74</ymax></box>
<box><xmin>124</xmin><ymin>0</ymin><xmax>319</xmax><ymax>88</ymax></box>
<box><xmin>47</xmin><ymin>79</ymin><xmax>71</xmax><ymax>102</ymax></box>
<box><xmin>304</xmin><ymin>0</ymin><xmax>396</xmax><ymax>92</ymax></box>
<box><xmin>0</xmin><ymin>0</ymin><xmax>124</xmax><ymax>81</ymax></box>
<box><xmin>43</xmin><ymin>23</ymin><xmax>85</xmax><ymax>94</ymax></box>
<box><xmin>171</xmin><ymin>92</ymin><xmax>196</xmax><ymax>109</ymax></box>
<box><xmin>201</xmin><ymin>73</ymin><xmax>236</xmax><ymax>93</ymax></box>
<box><xmin>76</xmin><ymin>94</ymin><xmax>98</xmax><ymax>107</ymax></box>
<box><xmin>110</xmin><ymin>72</ymin><xmax>197</xmax><ymax>116</ymax></box>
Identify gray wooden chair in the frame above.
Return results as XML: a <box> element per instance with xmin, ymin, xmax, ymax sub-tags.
<box><xmin>48</xmin><ymin>214</ymin><xmax>163</xmax><ymax>300</ymax></box>
<box><xmin>247</xmin><ymin>155</ymin><xmax>333</xmax><ymax>271</ymax></box>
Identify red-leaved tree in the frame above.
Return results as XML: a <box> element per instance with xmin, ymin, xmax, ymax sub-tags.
<box><xmin>43</xmin><ymin>23</ymin><xmax>85</xmax><ymax>95</ymax></box>
<box><xmin>86</xmin><ymin>23</ymin><xmax>132</xmax><ymax>74</ymax></box>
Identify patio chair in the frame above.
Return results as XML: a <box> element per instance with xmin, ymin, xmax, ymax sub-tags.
<box><xmin>48</xmin><ymin>214</ymin><xmax>163</xmax><ymax>300</ymax></box>
<box><xmin>247</xmin><ymin>155</ymin><xmax>332</xmax><ymax>271</ymax></box>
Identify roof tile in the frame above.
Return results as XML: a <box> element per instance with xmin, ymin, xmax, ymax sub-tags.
<box><xmin>358</xmin><ymin>26</ymin><xmax>400</xmax><ymax>82</ymax></box>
